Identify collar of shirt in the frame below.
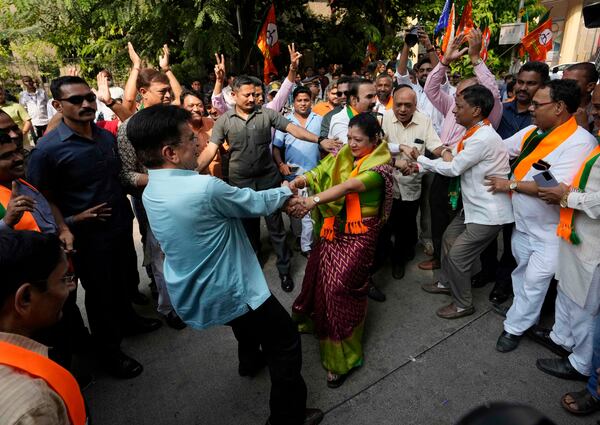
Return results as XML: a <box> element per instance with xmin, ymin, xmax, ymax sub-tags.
<box><xmin>56</xmin><ymin>120</ymin><xmax>101</xmax><ymax>143</ymax></box>
<box><xmin>0</xmin><ymin>332</ymin><xmax>48</xmax><ymax>357</ymax></box>
<box><xmin>287</xmin><ymin>110</ymin><xmax>318</xmax><ymax>127</ymax></box>
<box><xmin>505</xmin><ymin>99</ymin><xmax>529</xmax><ymax>116</ymax></box>
<box><xmin>148</xmin><ymin>168</ymin><xmax>198</xmax><ymax>179</ymax></box>
<box><xmin>230</xmin><ymin>106</ymin><xmax>264</xmax><ymax>122</ymax></box>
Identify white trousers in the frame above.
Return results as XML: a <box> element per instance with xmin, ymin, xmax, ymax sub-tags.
<box><xmin>147</xmin><ymin>226</ymin><xmax>174</xmax><ymax>315</ymax></box>
<box><xmin>504</xmin><ymin>229</ymin><xmax>559</xmax><ymax>335</ymax></box>
<box><xmin>550</xmin><ymin>267</ymin><xmax>600</xmax><ymax>376</ymax></box>
<box><xmin>290</xmin><ymin>188</ymin><xmax>313</xmax><ymax>252</ymax></box>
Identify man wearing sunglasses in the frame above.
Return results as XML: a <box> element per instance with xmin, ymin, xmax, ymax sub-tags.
<box><xmin>26</xmin><ymin>76</ymin><xmax>162</xmax><ymax>380</ymax></box>
<box><xmin>486</xmin><ymin>79</ymin><xmax>597</xmax><ymax>355</ymax></box>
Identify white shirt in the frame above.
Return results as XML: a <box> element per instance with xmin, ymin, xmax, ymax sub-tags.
<box><xmin>328</xmin><ymin>106</ymin><xmax>352</xmax><ymax>143</ymax></box>
<box><xmin>418</xmin><ymin>125</ymin><xmax>514</xmax><ymax>225</ymax></box>
<box><xmin>395</xmin><ymin>71</ymin><xmax>448</xmax><ymax>135</ymax></box>
<box><xmin>503</xmin><ymin>124</ymin><xmax>597</xmax><ymax>240</ymax></box>
<box><xmin>19</xmin><ymin>89</ymin><xmax>49</xmax><ymax>126</ymax></box>
<box><xmin>382</xmin><ymin>110</ymin><xmax>442</xmax><ymax>200</ymax></box>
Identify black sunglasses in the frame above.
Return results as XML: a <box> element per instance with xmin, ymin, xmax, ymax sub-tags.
<box><xmin>57</xmin><ymin>93</ymin><xmax>97</xmax><ymax>104</ymax></box>
<box><xmin>532</xmin><ymin>159</ymin><xmax>551</xmax><ymax>171</ymax></box>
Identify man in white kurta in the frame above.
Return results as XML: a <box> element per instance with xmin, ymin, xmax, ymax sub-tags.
<box><xmin>486</xmin><ymin>80</ymin><xmax>597</xmax><ymax>353</ymax></box>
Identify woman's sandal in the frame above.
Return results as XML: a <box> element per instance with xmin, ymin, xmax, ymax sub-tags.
<box><xmin>561</xmin><ymin>389</ymin><xmax>600</xmax><ymax>415</ymax></box>
<box><xmin>326</xmin><ymin>371</ymin><xmax>347</xmax><ymax>389</ymax></box>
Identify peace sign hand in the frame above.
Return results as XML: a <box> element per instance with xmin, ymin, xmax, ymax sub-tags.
<box><xmin>214</xmin><ymin>53</ymin><xmax>226</xmax><ymax>82</ymax></box>
<box><xmin>288</xmin><ymin>43</ymin><xmax>302</xmax><ymax>72</ymax></box>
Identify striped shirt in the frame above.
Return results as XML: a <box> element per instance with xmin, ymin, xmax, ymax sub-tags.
<box><xmin>0</xmin><ymin>332</ymin><xmax>69</xmax><ymax>425</ymax></box>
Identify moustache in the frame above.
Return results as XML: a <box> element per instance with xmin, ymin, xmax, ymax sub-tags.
<box><xmin>79</xmin><ymin>108</ymin><xmax>95</xmax><ymax>115</ymax></box>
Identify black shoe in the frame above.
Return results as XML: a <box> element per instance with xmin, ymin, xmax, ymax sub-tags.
<box><xmin>368</xmin><ymin>285</ymin><xmax>386</xmax><ymax>302</ymax></box>
<box><xmin>489</xmin><ymin>281</ymin><xmax>511</xmax><ymax>304</ymax></box>
<box><xmin>238</xmin><ymin>355</ymin><xmax>267</xmax><ymax>377</ymax></box>
<box><xmin>281</xmin><ymin>274</ymin><xmax>294</xmax><ymax>292</ymax></box>
<box><xmin>496</xmin><ymin>330</ymin><xmax>521</xmax><ymax>353</ymax></box>
<box><xmin>392</xmin><ymin>262</ymin><xmax>405</xmax><ymax>280</ymax></box>
<box><xmin>265</xmin><ymin>408</ymin><xmax>324</xmax><ymax>425</ymax></box>
<box><xmin>165</xmin><ymin>311</ymin><xmax>187</xmax><ymax>330</ymax></box>
<box><xmin>526</xmin><ymin>326</ymin><xmax>571</xmax><ymax>357</ymax></box>
<box><xmin>472</xmin><ymin>271</ymin><xmax>494</xmax><ymax>288</ymax></box>
<box><xmin>492</xmin><ymin>303</ymin><xmax>510</xmax><ymax>318</ymax></box>
<box><xmin>123</xmin><ymin>316</ymin><xmax>163</xmax><ymax>336</ymax></box>
<box><xmin>102</xmin><ymin>350</ymin><xmax>143</xmax><ymax>379</ymax></box>
<box><xmin>131</xmin><ymin>291</ymin><xmax>149</xmax><ymax>305</ymax></box>
<box><xmin>536</xmin><ymin>357</ymin><xmax>589</xmax><ymax>381</ymax></box>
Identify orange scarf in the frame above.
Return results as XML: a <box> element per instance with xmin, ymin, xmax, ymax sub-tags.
<box><xmin>0</xmin><ymin>341</ymin><xmax>87</xmax><ymax>425</ymax></box>
<box><xmin>512</xmin><ymin>117</ymin><xmax>578</xmax><ymax>181</ymax></box>
<box><xmin>0</xmin><ymin>179</ymin><xmax>41</xmax><ymax>232</ymax></box>
<box><xmin>320</xmin><ymin>153</ymin><xmax>371</xmax><ymax>241</ymax></box>
<box><xmin>456</xmin><ymin>119</ymin><xmax>491</xmax><ymax>153</ymax></box>
<box><xmin>557</xmin><ymin>144</ymin><xmax>600</xmax><ymax>244</ymax></box>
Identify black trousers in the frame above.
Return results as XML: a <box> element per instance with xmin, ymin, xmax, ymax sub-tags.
<box><xmin>228</xmin><ymin>296</ymin><xmax>307</xmax><ymax>425</ymax></box>
<box><xmin>429</xmin><ymin>174</ymin><xmax>458</xmax><ymax>262</ymax></box>
<box><xmin>242</xmin><ymin>212</ymin><xmax>291</xmax><ymax>276</ymax></box>
<box><xmin>71</xmin><ymin>226</ymin><xmax>139</xmax><ymax>353</ymax></box>
<box><xmin>376</xmin><ymin>198</ymin><xmax>419</xmax><ymax>267</ymax></box>
<box><xmin>479</xmin><ymin>223</ymin><xmax>517</xmax><ymax>285</ymax></box>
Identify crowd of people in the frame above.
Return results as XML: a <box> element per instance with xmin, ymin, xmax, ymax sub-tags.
<box><xmin>0</xmin><ymin>25</ymin><xmax>599</xmax><ymax>425</ymax></box>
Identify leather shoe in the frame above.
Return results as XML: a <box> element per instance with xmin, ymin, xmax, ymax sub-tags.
<box><xmin>421</xmin><ymin>282</ymin><xmax>450</xmax><ymax>295</ymax></box>
<box><xmin>526</xmin><ymin>326</ymin><xmax>571</xmax><ymax>358</ymax></box>
<box><xmin>102</xmin><ymin>350</ymin><xmax>143</xmax><ymax>379</ymax></box>
<box><xmin>123</xmin><ymin>316</ymin><xmax>162</xmax><ymax>336</ymax></box>
<box><xmin>496</xmin><ymin>330</ymin><xmax>521</xmax><ymax>353</ymax></box>
<box><xmin>264</xmin><ymin>408</ymin><xmax>324</xmax><ymax>425</ymax></box>
<box><xmin>392</xmin><ymin>262</ymin><xmax>405</xmax><ymax>280</ymax></box>
<box><xmin>536</xmin><ymin>357</ymin><xmax>589</xmax><ymax>381</ymax></box>
<box><xmin>489</xmin><ymin>281</ymin><xmax>512</xmax><ymax>304</ymax></box>
<box><xmin>165</xmin><ymin>311</ymin><xmax>187</xmax><ymax>330</ymax></box>
<box><xmin>436</xmin><ymin>303</ymin><xmax>475</xmax><ymax>319</ymax></box>
<box><xmin>367</xmin><ymin>285</ymin><xmax>386</xmax><ymax>302</ymax></box>
<box><xmin>418</xmin><ymin>259</ymin><xmax>440</xmax><ymax>270</ymax></box>
<box><xmin>471</xmin><ymin>271</ymin><xmax>494</xmax><ymax>288</ymax></box>
<box><xmin>281</xmin><ymin>274</ymin><xmax>294</xmax><ymax>292</ymax></box>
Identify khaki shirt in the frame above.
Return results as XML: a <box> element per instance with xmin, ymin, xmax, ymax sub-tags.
<box><xmin>382</xmin><ymin>110</ymin><xmax>442</xmax><ymax>200</ymax></box>
<box><xmin>211</xmin><ymin>106</ymin><xmax>290</xmax><ymax>189</ymax></box>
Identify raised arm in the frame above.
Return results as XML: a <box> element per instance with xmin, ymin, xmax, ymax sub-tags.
<box><xmin>123</xmin><ymin>42</ymin><xmax>141</xmax><ymax>113</ymax></box>
<box><xmin>210</xmin><ymin>54</ymin><xmax>230</xmax><ymax>115</ymax></box>
<box><xmin>159</xmin><ymin>44</ymin><xmax>182</xmax><ymax>106</ymax></box>
<box><xmin>96</xmin><ymin>72</ymin><xmax>133</xmax><ymax>122</ymax></box>
<box><xmin>266</xmin><ymin>43</ymin><xmax>301</xmax><ymax>112</ymax></box>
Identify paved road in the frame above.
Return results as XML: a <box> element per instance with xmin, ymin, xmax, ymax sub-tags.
<box><xmin>82</xmin><ymin>227</ymin><xmax>591</xmax><ymax>425</ymax></box>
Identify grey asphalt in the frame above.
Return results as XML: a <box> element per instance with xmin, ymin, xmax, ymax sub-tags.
<box><xmin>81</xmin><ymin>226</ymin><xmax>594</xmax><ymax>425</ymax></box>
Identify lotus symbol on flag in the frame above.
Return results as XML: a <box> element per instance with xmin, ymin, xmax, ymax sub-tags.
<box><xmin>539</xmin><ymin>29</ymin><xmax>552</xmax><ymax>46</ymax></box>
<box><xmin>266</xmin><ymin>23</ymin><xmax>278</xmax><ymax>47</ymax></box>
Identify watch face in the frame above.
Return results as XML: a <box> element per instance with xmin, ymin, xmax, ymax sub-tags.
<box><xmin>313</xmin><ymin>196</ymin><xmax>320</xmax><ymax>204</ymax></box>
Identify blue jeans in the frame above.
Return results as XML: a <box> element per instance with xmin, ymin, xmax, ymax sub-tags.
<box><xmin>586</xmin><ymin>314</ymin><xmax>600</xmax><ymax>399</ymax></box>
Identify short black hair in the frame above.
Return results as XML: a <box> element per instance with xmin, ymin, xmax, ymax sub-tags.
<box><xmin>336</xmin><ymin>76</ymin><xmax>352</xmax><ymax>86</ymax></box>
<box><xmin>566</xmin><ymin>62</ymin><xmax>599</xmax><ymax>85</ymax></box>
<box><xmin>292</xmin><ymin>86</ymin><xmax>311</xmax><ymax>100</ymax></box>
<box><xmin>180</xmin><ymin>88</ymin><xmax>204</xmax><ymax>106</ymax></box>
<box><xmin>546</xmin><ymin>79</ymin><xmax>581</xmax><ymax>114</ymax></box>
<box><xmin>460</xmin><ymin>84</ymin><xmax>495</xmax><ymax>118</ymax></box>
<box><xmin>348</xmin><ymin>112</ymin><xmax>383</xmax><ymax>140</ymax></box>
<box><xmin>415</xmin><ymin>57</ymin><xmax>432</xmax><ymax>72</ymax></box>
<box><xmin>50</xmin><ymin>76</ymin><xmax>89</xmax><ymax>100</ymax></box>
<box><xmin>347</xmin><ymin>78</ymin><xmax>372</xmax><ymax>100</ymax></box>
<box><xmin>0</xmin><ymin>230</ymin><xmax>63</xmax><ymax>307</ymax></box>
<box><xmin>232</xmin><ymin>75</ymin><xmax>256</xmax><ymax>91</ymax></box>
<box><xmin>126</xmin><ymin>104</ymin><xmax>192</xmax><ymax>168</ymax></box>
<box><xmin>519</xmin><ymin>61</ymin><xmax>550</xmax><ymax>84</ymax></box>
<box><xmin>0</xmin><ymin>110</ymin><xmax>14</xmax><ymax>145</ymax></box>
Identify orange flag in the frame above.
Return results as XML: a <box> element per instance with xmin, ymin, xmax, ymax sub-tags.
<box><xmin>480</xmin><ymin>27</ymin><xmax>491</xmax><ymax>61</ymax></box>
<box><xmin>456</xmin><ymin>0</ymin><xmax>474</xmax><ymax>37</ymax></box>
<box><xmin>256</xmin><ymin>4</ymin><xmax>280</xmax><ymax>83</ymax></box>
<box><xmin>441</xmin><ymin>4</ymin><xmax>455</xmax><ymax>54</ymax></box>
<box><xmin>521</xmin><ymin>18</ymin><xmax>552</xmax><ymax>61</ymax></box>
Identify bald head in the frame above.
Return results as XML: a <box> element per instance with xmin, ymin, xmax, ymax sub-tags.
<box><xmin>392</xmin><ymin>86</ymin><xmax>417</xmax><ymax>125</ymax></box>
<box><xmin>456</xmin><ymin>77</ymin><xmax>477</xmax><ymax>95</ymax></box>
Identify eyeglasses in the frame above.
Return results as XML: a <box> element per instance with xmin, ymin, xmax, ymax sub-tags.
<box><xmin>56</xmin><ymin>93</ymin><xmax>97</xmax><ymax>105</ymax></box>
<box><xmin>530</xmin><ymin>101</ymin><xmax>555</xmax><ymax>109</ymax></box>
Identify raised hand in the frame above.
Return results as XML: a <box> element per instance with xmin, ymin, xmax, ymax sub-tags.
<box><xmin>288</xmin><ymin>43</ymin><xmax>302</xmax><ymax>72</ymax></box>
<box><xmin>2</xmin><ymin>181</ymin><xmax>36</xmax><ymax>228</ymax></box>
<box><xmin>96</xmin><ymin>71</ymin><xmax>112</xmax><ymax>105</ymax></box>
<box><xmin>467</xmin><ymin>28</ymin><xmax>483</xmax><ymax>61</ymax></box>
<box><xmin>443</xmin><ymin>34</ymin><xmax>468</xmax><ymax>64</ymax></box>
<box><xmin>214</xmin><ymin>53</ymin><xmax>226</xmax><ymax>82</ymax></box>
<box><xmin>73</xmin><ymin>202</ymin><xmax>112</xmax><ymax>223</ymax></box>
<box><xmin>128</xmin><ymin>42</ymin><xmax>142</xmax><ymax>69</ymax></box>
<box><xmin>159</xmin><ymin>44</ymin><xmax>170</xmax><ymax>72</ymax></box>
<box><xmin>417</xmin><ymin>28</ymin><xmax>433</xmax><ymax>50</ymax></box>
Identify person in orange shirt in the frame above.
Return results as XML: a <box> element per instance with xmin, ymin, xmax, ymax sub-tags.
<box><xmin>312</xmin><ymin>82</ymin><xmax>340</xmax><ymax>117</ymax></box>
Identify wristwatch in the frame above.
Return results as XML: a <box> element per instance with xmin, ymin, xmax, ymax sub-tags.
<box><xmin>472</xmin><ymin>58</ymin><xmax>483</xmax><ymax>66</ymax></box>
<box><xmin>509</xmin><ymin>181</ymin><xmax>518</xmax><ymax>192</ymax></box>
<box><xmin>105</xmin><ymin>98</ymin><xmax>116</xmax><ymax>108</ymax></box>
<box><xmin>560</xmin><ymin>191</ymin><xmax>570</xmax><ymax>208</ymax></box>
<box><xmin>312</xmin><ymin>196</ymin><xmax>320</xmax><ymax>205</ymax></box>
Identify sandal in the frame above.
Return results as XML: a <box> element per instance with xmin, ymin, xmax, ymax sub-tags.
<box><xmin>326</xmin><ymin>371</ymin><xmax>347</xmax><ymax>389</ymax></box>
<box><xmin>561</xmin><ymin>389</ymin><xmax>600</xmax><ymax>415</ymax></box>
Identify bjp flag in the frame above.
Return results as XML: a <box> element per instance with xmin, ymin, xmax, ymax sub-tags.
<box><xmin>257</xmin><ymin>4</ymin><xmax>280</xmax><ymax>83</ymax></box>
<box><xmin>480</xmin><ymin>27</ymin><xmax>491</xmax><ymax>61</ymax></box>
<box><xmin>441</xmin><ymin>4</ymin><xmax>455</xmax><ymax>54</ymax></box>
<box><xmin>521</xmin><ymin>17</ymin><xmax>553</xmax><ymax>62</ymax></box>
<box><xmin>456</xmin><ymin>0</ymin><xmax>474</xmax><ymax>37</ymax></box>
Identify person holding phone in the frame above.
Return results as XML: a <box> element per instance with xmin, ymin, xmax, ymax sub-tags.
<box><xmin>486</xmin><ymin>79</ymin><xmax>598</xmax><ymax>354</ymax></box>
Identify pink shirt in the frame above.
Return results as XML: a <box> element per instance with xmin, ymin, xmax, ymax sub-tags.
<box><xmin>424</xmin><ymin>62</ymin><xmax>502</xmax><ymax>146</ymax></box>
<box><xmin>211</xmin><ymin>77</ymin><xmax>293</xmax><ymax>114</ymax></box>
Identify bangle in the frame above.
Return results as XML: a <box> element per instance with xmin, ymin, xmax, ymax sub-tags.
<box><xmin>318</xmin><ymin>136</ymin><xmax>325</xmax><ymax>144</ymax></box>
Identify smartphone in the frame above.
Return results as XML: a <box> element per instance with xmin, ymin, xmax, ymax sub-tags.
<box><xmin>532</xmin><ymin>159</ymin><xmax>551</xmax><ymax>171</ymax></box>
<box><xmin>414</xmin><ymin>138</ymin><xmax>424</xmax><ymax>145</ymax></box>
<box><xmin>533</xmin><ymin>170</ymin><xmax>559</xmax><ymax>187</ymax></box>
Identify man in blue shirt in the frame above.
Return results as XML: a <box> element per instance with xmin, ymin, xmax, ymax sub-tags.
<box><xmin>127</xmin><ymin>104</ymin><xmax>323</xmax><ymax>425</ymax></box>
<box><xmin>27</xmin><ymin>76</ymin><xmax>161</xmax><ymax>380</ymax></box>
<box><xmin>273</xmin><ymin>86</ymin><xmax>322</xmax><ymax>255</ymax></box>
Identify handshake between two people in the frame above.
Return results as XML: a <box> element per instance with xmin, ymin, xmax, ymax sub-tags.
<box><xmin>281</xmin><ymin>179</ymin><xmax>315</xmax><ymax>219</ymax></box>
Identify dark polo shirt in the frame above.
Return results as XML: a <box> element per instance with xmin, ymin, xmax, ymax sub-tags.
<box><xmin>211</xmin><ymin>106</ymin><xmax>290</xmax><ymax>190</ymax></box>
<box><xmin>497</xmin><ymin>99</ymin><xmax>532</xmax><ymax>140</ymax></box>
